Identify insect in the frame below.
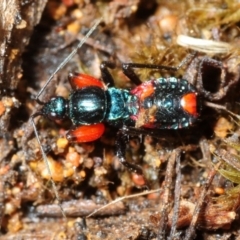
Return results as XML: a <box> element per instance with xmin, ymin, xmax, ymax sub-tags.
<box><xmin>31</xmin><ymin>56</ymin><xmax>201</xmax><ymax>176</ymax></box>
<box><xmin>27</xmin><ymin>19</ymin><xmax>238</xmax><ymax>219</ymax></box>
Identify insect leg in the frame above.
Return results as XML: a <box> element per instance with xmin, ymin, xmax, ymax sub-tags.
<box><xmin>195</xmin><ymin>56</ymin><xmax>236</xmax><ymax>101</ymax></box>
<box><xmin>116</xmin><ymin>128</ymin><xmax>143</xmax><ymax>175</ymax></box>
<box><xmin>122</xmin><ymin>52</ymin><xmax>197</xmax><ymax>85</ymax></box>
<box><xmin>100</xmin><ymin>61</ymin><xmax>116</xmax><ymax>87</ymax></box>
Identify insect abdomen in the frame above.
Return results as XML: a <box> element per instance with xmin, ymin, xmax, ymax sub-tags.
<box><xmin>130</xmin><ymin>77</ymin><xmax>201</xmax><ymax>129</ymax></box>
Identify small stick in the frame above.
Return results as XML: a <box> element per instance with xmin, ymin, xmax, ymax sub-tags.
<box><xmin>86</xmin><ymin>189</ymin><xmax>162</xmax><ymax>218</ymax></box>
<box><xmin>183</xmin><ymin>162</ymin><xmax>222</xmax><ymax>240</ymax></box>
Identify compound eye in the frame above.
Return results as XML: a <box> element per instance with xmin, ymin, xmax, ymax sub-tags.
<box><xmin>48</xmin><ymin>111</ymin><xmax>65</xmax><ymax>120</ymax></box>
<box><xmin>48</xmin><ymin>112</ymin><xmax>57</xmax><ymax>120</ymax></box>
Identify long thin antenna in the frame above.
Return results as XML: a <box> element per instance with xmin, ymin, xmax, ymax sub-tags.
<box><xmin>31</xmin><ymin>18</ymin><xmax>102</xmax><ymax>218</ymax></box>
<box><xmin>36</xmin><ymin>17</ymin><xmax>103</xmax><ymax>101</ymax></box>
<box><xmin>30</xmin><ymin>115</ymin><xmax>66</xmax><ymax>218</ymax></box>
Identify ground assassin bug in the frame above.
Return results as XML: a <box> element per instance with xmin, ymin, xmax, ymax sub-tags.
<box><xmin>40</xmin><ymin>65</ymin><xmax>200</xmax><ymax>139</ymax></box>
<box><xmin>31</xmin><ymin>52</ymin><xmax>201</xmax><ymax>177</ymax></box>
<box><xmin>26</xmin><ymin>19</ymin><xmax>204</xmax><ymax>220</ymax></box>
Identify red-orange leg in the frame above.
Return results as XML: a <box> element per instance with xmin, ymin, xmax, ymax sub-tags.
<box><xmin>66</xmin><ymin>123</ymin><xmax>105</xmax><ymax>142</ymax></box>
<box><xmin>68</xmin><ymin>73</ymin><xmax>104</xmax><ymax>89</ymax></box>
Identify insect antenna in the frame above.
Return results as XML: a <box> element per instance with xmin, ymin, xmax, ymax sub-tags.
<box><xmin>36</xmin><ymin>17</ymin><xmax>103</xmax><ymax>103</ymax></box>
<box><xmin>30</xmin><ymin>18</ymin><xmax>103</xmax><ymax>218</ymax></box>
<box><xmin>30</xmin><ymin>112</ymin><xmax>66</xmax><ymax>218</ymax></box>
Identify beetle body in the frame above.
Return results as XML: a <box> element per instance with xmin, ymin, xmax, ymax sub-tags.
<box><xmin>41</xmin><ymin>73</ymin><xmax>201</xmax><ymax>143</ymax></box>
